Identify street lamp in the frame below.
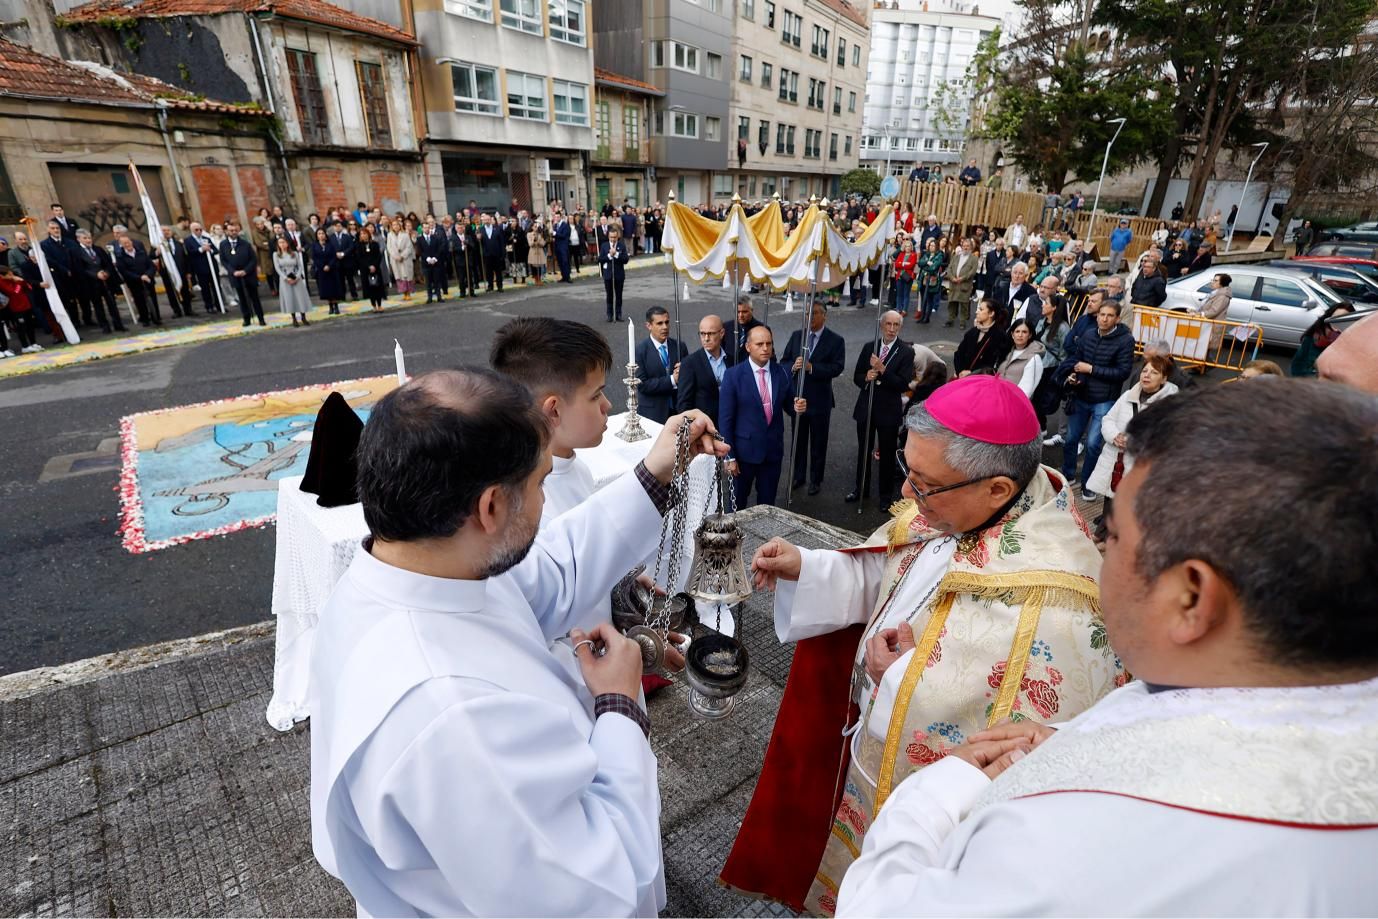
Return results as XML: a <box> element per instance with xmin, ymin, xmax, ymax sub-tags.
<box><xmin>1226</xmin><ymin>142</ymin><xmax>1269</xmax><ymax>254</ymax></box>
<box><xmin>1089</xmin><ymin>116</ymin><xmax>1127</xmax><ymax>250</ymax></box>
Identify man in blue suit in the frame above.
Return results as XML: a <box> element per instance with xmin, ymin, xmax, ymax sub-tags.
<box><xmin>478</xmin><ymin>213</ymin><xmax>507</xmax><ymax>291</ymax></box>
<box><xmin>417</xmin><ymin>217</ymin><xmax>449</xmax><ymax>303</ymax></box>
<box><xmin>780</xmin><ymin>302</ymin><xmax>846</xmax><ymax>496</ymax></box>
<box><xmin>635</xmin><ymin>305</ymin><xmax>686</xmax><ymax>424</ymax></box>
<box><xmin>719</xmin><ymin>324</ymin><xmax>807</xmax><ymax>508</ymax></box>
<box><xmin>552</xmin><ymin>213</ymin><xmax>573</xmax><ymax>283</ymax></box>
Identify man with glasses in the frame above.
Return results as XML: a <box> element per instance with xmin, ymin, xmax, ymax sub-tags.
<box><xmin>720</xmin><ymin>375</ymin><xmax>1120</xmax><ymax>915</ymax></box>
<box><xmin>677</xmin><ymin>314</ymin><xmax>735</xmax><ymax>424</ymax></box>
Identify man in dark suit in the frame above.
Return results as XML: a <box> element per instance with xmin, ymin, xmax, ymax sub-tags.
<box><xmin>620</xmin><ymin>206</ymin><xmax>639</xmax><ymax>254</ymax></box>
<box><xmin>154</xmin><ymin>226</ymin><xmax>192</xmax><ymax>317</ymax></box>
<box><xmin>184</xmin><ymin>222</ymin><xmax>222</xmax><ymax>313</ymax></box>
<box><xmin>336</xmin><ymin>224</ymin><xmax>360</xmax><ymax>301</ymax></box>
<box><xmin>416</xmin><ymin>217</ymin><xmax>449</xmax><ymax>303</ymax></box>
<box><xmin>635</xmin><ymin>305</ymin><xmax>686</xmax><ymax>424</ymax></box>
<box><xmin>50</xmin><ymin>204</ymin><xmax>79</xmax><ymax>243</ymax></box>
<box><xmin>220</xmin><ymin>222</ymin><xmax>265</xmax><ymax>326</ymax></box>
<box><xmin>40</xmin><ymin>220</ymin><xmax>84</xmax><ymax>327</ymax></box>
<box><xmin>478</xmin><ymin>213</ymin><xmax>507</xmax><ymax>291</ymax></box>
<box><xmin>72</xmin><ymin>229</ymin><xmax>126</xmax><ymax>332</ymax></box>
<box><xmin>719</xmin><ymin>324</ymin><xmax>807</xmax><ymax>508</ymax></box>
<box><xmin>551</xmin><ymin>213</ymin><xmax>572</xmax><ymax>283</ymax></box>
<box><xmin>676</xmin><ymin>314</ymin><xmax>734</xmax><ymax>423</ymax></box>
<box><xmin>729</xmin><ymin>296</ymin><xmax>763</xmax><ymax>362</ymax></box>
<box><xmin>451</xmin><ymin>215</ymin><xmax>479</xmax><ymax>298</ymax></box>
<box><xmin>780</xmin><ymin>302</ymin><xmax>846</xmax><ymax>496</ymax></box>
<box><xmin>598</xmin><ymin>225</ymin><xmax>630</xmax><ymax>321</ymax></box>
<box><xmin>848</xmin><ymin>310</ymin><xmax>915</xmax><ymax>508</ymax></box>
<box><xmin>115</xmin><ymin>233</ymin><xmax>160</xmax><ymax>326</ymax></box>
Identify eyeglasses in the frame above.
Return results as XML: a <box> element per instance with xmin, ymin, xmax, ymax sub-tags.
<box><xmin>895</xmin><ymin>450</ymin><xmax>997</xmax><ymax>505</ymax></box>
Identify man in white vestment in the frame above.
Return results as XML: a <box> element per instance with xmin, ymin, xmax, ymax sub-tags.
<box><xmin>837</xmin><ymin>380</ymin><xmax>1378</xmax><ymax>916</ymax></box>
<box><xmin>490</xmin><ymin>317</ymin><xmax>611</xmax><ymax>521</ymax></box>
<box><xmin>309</xmin><ymin>368</ymin><xmax>726</xmax><ymax>917</ymax></box>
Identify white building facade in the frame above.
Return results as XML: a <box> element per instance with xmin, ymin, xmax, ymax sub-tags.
<box><xmin>860</xmin><ymin>0</ymin><xmax>999</xmax><ymax>176</ymax></box>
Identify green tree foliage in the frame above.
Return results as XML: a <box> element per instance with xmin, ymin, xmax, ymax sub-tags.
<box><xmin>840</xmin><ymin>167</ymin><xmax>881</xmax><ymax>199</ymax></box>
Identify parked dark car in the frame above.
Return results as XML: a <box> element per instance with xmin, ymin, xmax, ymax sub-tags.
<box><xmin>1268</xmin><ymin>260</ymin><xmax>1378</xmax><ymax>304</ymax></box>
<box><xmin>1319</xmin><ymin>222</ymin><xmax>1378</xmax><ymax>245</ymax></box>
<box><xmin>1304</xmin><ymin>241</ymin><xmax>1378</xmax><ymax>260</ymax></box>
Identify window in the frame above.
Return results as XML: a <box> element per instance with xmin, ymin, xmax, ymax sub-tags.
<box><xmin>837</xmin><ymin>36</ymin><xmax>846</xmax><ymax>66</ymax></box>
<box><xmin>758</xmin><ymin>119</ymin><xmax>769</xmax><ymax>149</ymax></box>
<box><xmin>668</xmin><ymin>110</ymin><xmax>699</xmax><ymax>138</ymax></box>
<box><xmin>760</xmin><ymin>61</ymin><xmax>772</xmax><ymax>88</ymax></box>
<box><xmin>776</xmin><ymin>122</ymin><xmax>787</xmax><ymax>154</ymax></box>
<box><xmin>848</xmin><ymin>90</ymin><xmax>856</xmax><ymax>112</ymax></box>
<box><xmin>803</xmin><ymin>128</ymin><xmax>819</xmax><ymax>158</ymax></box>
<box><xmin>553</xmin><ymin>80</ymin><xmax>588</xmax><ymax>125</ymax></box>
<box><xmin>1257</xmin><ymin>277</ymin><xmax>1309</xmax><ymax>308</ymax></box>
<box><xmin>595</xmin><ymin>100</ymin><xmax>611</xmax><ymax>154</ymax></box>
<box><xmin>706</xmin><ymin>52</ymin><xmax>722</xmax><ymax>79</ymax></box>
<box><xmin>829</xmin><ymin>132</ymin><xmax>838</xmax><ymax>160</ymax></box>
<box><xmin>811</xmin><ymin>24</ymin><xmax>829</xmax><ymax>58</ymax></box>
<box><xmin>844</xmin><ymin>135</ymin><xmax>852</xmax><ymax>155</ymax></box>
<box><xmin>905</xmin><ymin>137</ymin><xmax>918</xmax><ymax>150</ymax></box>
<box><xmin>738</xmin><ymin>115</ymin><xmax>750</xmax><ymax>140</ymax></box>
<box><xmin>705</xmin><ymin>116</ymin><xmax>721</xmax><ymax>141</ymax></box>
<box><xmin>356</xmin><ymin>61</ymin><xmax>392</xmax><ymax>146</ymax></box>
<box><xmin>624</xmin><ymin>106</ymin><xmax>641</xmax><ymax>151</ymax></box>
<box><xmin>451</xmin><ymin>61</ymin><xmax>500</xmax><ymax>114</ymax></box>
<box><xmin>549</xmin><ymin>0</ymin><xmax>586</xmax><ymax>45</ymax></box>
<box><xmin>500</xmin><ymin>0</ymin><xmax>542</xmax><ymax>34</ymax></box>
<box><xmin>833</xmin><ymin>85</ymin><xmax>842</xmax><ymax>114</ymax></box>
<box><xmin>740</xmin><ymin>54</ymin><xmax>753</xmax><ymax>81</ymax></box>
<box><xmin>852</xmin><ymin>44</ymin><xmax>860</xmax><ymax>66</ymax></box>
<box><xmin>444</xmin><ymin>0</ymin><xmax>493</xmax><ymax>21</ymax></box>
<box><xmin>778</xmin><ymin>68</ymin><xmax>797</xmax><ymax>102</ymax></box>
<box><xmin>741</xmin><ymin>0</ymin><xmax>755</xmax><ymax>18</ymax></box>
<box><xmin>0</xmin><ymin>157</ymin><xmax>23</xmax><ymax>221</ymax></box>
<box><xmin>713</xmin><ymin>174</ymin><xmax>734</xmax><ymax>196</ymax></box>
<box><xmin>787</xmin><ymin>125</ymin><xmax>795</xmax><ymax>154</ymax></box>
<box><xmin>765</xmin><ymin>0</ymin><xmax>775</xmax><ymax>28</ymax></box>
<box><xmin>778</xmin><ymin>68</ymin><xmax>790</xmax><ymax>100</ymax></box>
<box><xmin>506</xmin><ymin>71</ymin><xmax>547</xmax><ymax>120</ymax></box>
<box><xmin>286</xmin><ymin>49</ymin><xmax>329</xmax><ymax>144</ymax></box>
<box><xmin>923</xmin><ymin>137</ymin><xmax>935</xmax><ymax>150</ymax></box>
<box><xmin>807</xmin><ymin>77</ymin><xmax>825</xmax><ymax>110</ymax></box>
<box><xmin>782</xmin><ymin>10</ymin><xmax>802</xmax><ymax>47</ymax></box>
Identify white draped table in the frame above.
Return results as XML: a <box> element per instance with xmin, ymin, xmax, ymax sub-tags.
<box><xmin>265</xmin><ymin>412</ymin><xmax>719</xmax><ymax>731</ymax></box>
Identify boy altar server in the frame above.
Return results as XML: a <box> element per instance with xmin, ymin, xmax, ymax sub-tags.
<box><xmin>309</xmin><ymin>369</ymin><xmax>726</xmax><ymax>916</ymax></box>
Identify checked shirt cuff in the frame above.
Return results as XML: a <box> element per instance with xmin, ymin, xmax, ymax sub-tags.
<box><xmin>595</xmin><ymin>693</ymin><xmax>651</xmax><ymax>739</ymax></box>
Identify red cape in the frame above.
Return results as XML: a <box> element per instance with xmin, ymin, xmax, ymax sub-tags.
<box><xmin>718</xmin><ymin>624</ymin><xmax>863</xmax><ymax>910</ymax></box>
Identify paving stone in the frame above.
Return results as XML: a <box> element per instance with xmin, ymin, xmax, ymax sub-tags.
<box><xmin>186</xmin><ymin>641</ymin><xmax>276</xmax><ymax>712</ymax></box>
<box><xmin>93</xmin><ymin>717</ymin><xmax>218</xmax><ymax>807</ymax></box>
<box><xmin>0</xmin><ymin>810</ymin><xmax>107</xmax><ymax>918</ymax></box>
<box><xmin>0</xmin><ymin>684</ymin><xmax>95</xmax><ymax>783</ymax></box>
<box><xmin>88</xmin><ymin>663</ymin><xmax>200</xmax><ymax>750</ymax></box>
<box><xmin>0</xmin><ymin>756</ymin><xmax>97</xmax><ymax>840</ymax></box>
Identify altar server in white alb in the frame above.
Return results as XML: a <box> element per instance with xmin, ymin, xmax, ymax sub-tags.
<box><xmin>490</xmin><ymin>316</ymin><xmax>612</xmax><ymax>522</ymax></box>
<box><xmin>837</xmin><ymin>381</ymin><xmax>1378</xmax><ymax>916</ymax></box>
<box><xmin>308</xmin><ymin>368</ymin><xmax>727</xmax><ymax>916</ymax></box>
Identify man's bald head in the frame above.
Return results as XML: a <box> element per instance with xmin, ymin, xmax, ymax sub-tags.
<box><xmin>1319</xmin><ymin>313</ymin><xmax>1378</xmax><ymax>393</ymax></box>
<box><xmin>700</xmin><ymin>314</ymin><xmax>724</xmax><ymax>334</ymax></box>
<box><xmin>747</xmin><ymin>323</ymin><xmax>773</xmax><ymax>345</ymax></box>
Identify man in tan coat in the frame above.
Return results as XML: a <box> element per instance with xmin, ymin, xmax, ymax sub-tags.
<box><xmin>945</xmin><ymin>237</ymin><xmax>980</xmax><ymax>328</ymax></box>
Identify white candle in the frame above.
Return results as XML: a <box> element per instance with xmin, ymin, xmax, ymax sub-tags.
<box><xmin>394</xmin><ymin>339</ymin><xmax>406</xmax><ymax>386</ymax></box>
<box><xmin>626</xmin><ymin>318</ymin><xmax>636</xmax><ymax>366</ymax></box>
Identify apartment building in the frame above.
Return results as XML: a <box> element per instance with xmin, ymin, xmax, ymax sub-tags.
<box><xmin>590</xmin><ymin>68</ymin><xmax>662</xmax><ymax>210</ymax></box>
<box><xmin>413</xmin><ymin>0</ymin><xmax>596</xmax><ymax>214</ymax></box>
<box><xmin>729</xmin><ymin>0</ymin><xmax>869</xmax><ymax>202</ymax></box>
<box><xmin>862</xmin><ymin>0</ymin><xmax>1000</xmax><ymax>177</ymax></box>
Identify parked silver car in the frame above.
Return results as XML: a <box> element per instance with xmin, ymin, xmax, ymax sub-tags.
<box><xmin>1162</xmin><ymin>265</ymin><xmax>1344</xmax><ymax>347</ymax></box>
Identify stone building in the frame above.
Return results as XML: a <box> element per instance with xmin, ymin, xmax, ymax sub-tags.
<box><xmin>728</xmin><ymin>0</ymin><xmax>870</xmax><ymax>201</ymax></box>
<box><xmin>590</xmin><ymin>68</ymin><xmax>661</xmax><ymax>211</ymax></box>
<box><xmin>37</xmin><ymin>0</ymin><xmax>426</xmax><ymax>221</ymax></box>
<box><xmin>0</xmin><ymin>36</ymin><xmax>274</xmax><ymax>244</ymax></box>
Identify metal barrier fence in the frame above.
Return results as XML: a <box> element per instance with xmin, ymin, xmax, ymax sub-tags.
<box><xmin>1128</xmin><ymin>305</ymin><xmax>1262</xmax><ymax>371</ymax></box>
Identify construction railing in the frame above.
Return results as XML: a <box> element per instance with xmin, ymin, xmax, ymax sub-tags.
<box><xmin>1128</xmin><ymin>305</ymin><xmax>1262</xmax><ymax>371</ymax></box>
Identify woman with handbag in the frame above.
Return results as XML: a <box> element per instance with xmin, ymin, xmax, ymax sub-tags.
<box><xmin>357</xmin><ymin>227</ymin><xmax>387</xmax><ymax>311</ymax></box>
<box><xmin>273</xmin><ymin>236</ymin><xmax>312</xmax><ymax>327</ymax></box>
<box><xmin>954</xmin><ymin>298</ymin><xmax>1012</xmax><ymax>376</ymax></box>
<box><xmin>916</xmin><ymin>237</ymin><xmax>944</xmax><ymax>323</ymax></box>
<box><xmin>892</xmin><ymin>237</ymin><xmax>918</xmax><ymax>318</ymax></box>
<box><xmin>386</xmin><ymin>218</ymin><xmax>416</xmax><ymax>302</ymax></box>
<box><xmin>1085</xmin><ymin>354</ymin><xmax>1178</xmax><ymax>499</ymax></box>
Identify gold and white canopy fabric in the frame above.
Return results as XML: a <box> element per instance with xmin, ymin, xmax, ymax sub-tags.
<box><xmin>661</xmin><ymin>200</ymin><xmax>895</xmax><ymax>292</ymax></box>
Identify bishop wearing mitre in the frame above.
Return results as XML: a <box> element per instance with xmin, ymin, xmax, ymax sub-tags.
<box><xmin>720</xmin><ymin>375</ymin><xmax>1125</xmax><ymax>915</ymax></box>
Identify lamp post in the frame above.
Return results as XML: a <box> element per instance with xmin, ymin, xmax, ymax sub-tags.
<box><xmin>1088</xmin><ymin>116</ymin><xmax>1127</xmax><ymax>250</ymax></box>
<box><xmin>1225</xmin><ymin>142</ymin><xmax>1269</xmax><ymax>254</ymax></box>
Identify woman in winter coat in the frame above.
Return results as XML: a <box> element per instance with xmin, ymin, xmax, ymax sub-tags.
<box><xmin>1086</xmin><ymin>353</ymin><xmax>1179</xmax><ymax>498</ymax></box>
<box><xmin>311</xmin><ymin>228</ymin><xmax>344</xmax><ymax>314</ymax></box>
<box><xmin>996</xmin><ymin>318</ymin><xmax>1046</xmax><ymax>397</ymax></box>
<box><xmin>1193</xmin><ymin>271</ymin><xmax>1232</xmax><ymax>351</ymax></box>
<box><xmin>527</xmin><ymin>222</ymin><xmax>549</xmax><ymax>285</ymax></box>
<box><xmin>954</xmin><ymin>299</ymin><xmax>1012</xmax><ymax>376</ymax></box>
<box><xmin>272</xmin><ymin>236</ymin><xmax>312</xmax><ymax>327</ymax></box>
<box><xmin>357</xmin><ymin>227</ymin><xmax>387</xmax><ymax>311</ymax></box>
<box><xmin>386</xmin><ymin>218</ymin><xmax>416</xmax><ymax>301</ymax></box>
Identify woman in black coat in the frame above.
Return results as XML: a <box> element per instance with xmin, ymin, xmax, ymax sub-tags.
<box><xmin>357</xmin><ymin>227</ymin><xmax>387</xmax><ymax>311</ymax></box>
<box><xmin>954</xmin><ymin>299</ymin><xmax>1013</xmax><ymax>376</ymax></box>
<box><xmin>311</xmin><ymin>228</ymin><xmax>344</xmax><ymax>314</ymax></box>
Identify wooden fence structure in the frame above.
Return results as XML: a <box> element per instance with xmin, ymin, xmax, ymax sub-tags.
<box><xmin>896</xmin><ymin>182</ymin><xmax>1159</xmax><ymax>266</ymax></box>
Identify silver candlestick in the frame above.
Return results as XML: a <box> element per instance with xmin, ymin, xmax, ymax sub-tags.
<box><xmin>617</xmin><ymin>361</ymin><xmax>651</xmax><ymax>442</ymax></box>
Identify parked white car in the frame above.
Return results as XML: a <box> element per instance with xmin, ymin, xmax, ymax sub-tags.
<box><xmin>1162</xmin><ymin>265</ymin><xmax>1344</xmax><ymax>347</ymax></box>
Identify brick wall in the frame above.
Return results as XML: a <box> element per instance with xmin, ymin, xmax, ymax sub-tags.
<box><xmin>190</xmin><ymin>164</ymin><xmax>236</xmax><ymax>226</ymax></box>
<box><xmin>237</xmin><ymin>165</ymin><xmax>271</xmax><ymax>216</ymax></box>
<box><xmin>369</xmin><ymin>170</ymin><xmax>402</xmax><ymax>212</ymax></box>
<box><xmin>309</xmin><ymin>167</ymin><xmax>346</xmax><ymax>217</ymax></box>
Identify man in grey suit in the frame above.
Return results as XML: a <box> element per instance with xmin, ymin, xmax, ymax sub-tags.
<box><xmin>945</xmin><ymin>236</ymin><xmax>980</xmax><ymax>328</ymax></box>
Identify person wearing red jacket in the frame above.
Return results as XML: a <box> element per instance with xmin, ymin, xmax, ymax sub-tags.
<box><xmin>892</xmin><ymin>237</ymin><xmax>918</xmax><ymax>317</ymax></box>
<box><xmin>0</xmin><ymin>264</ymin><xmax>42</xmax><ymax>354</ymax></box>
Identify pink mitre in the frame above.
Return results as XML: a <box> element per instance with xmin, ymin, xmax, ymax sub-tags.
<box><xmin>924</xmin><ymin>375</ymin><xmax>1041</xmax><ymax>444</ymax></box>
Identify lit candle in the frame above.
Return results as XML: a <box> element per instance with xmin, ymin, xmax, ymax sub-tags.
<box><xmin>626</xmin><ymin>318</ymin><xmax>636</xmax><ymax>366</ymax></box>
<box><xmin>394</xmin><ymin>339</ymin><xmax>406</xmax><ymax>386</ymax></box>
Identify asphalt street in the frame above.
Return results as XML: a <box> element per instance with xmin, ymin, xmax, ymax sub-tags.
<box><xmin>1</xmin><ymin>263</ymin><xmax>1268</xmax><ymax>675</ymax></box>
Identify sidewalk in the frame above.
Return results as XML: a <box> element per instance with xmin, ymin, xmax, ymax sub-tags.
<box><xmin>0</xmin><ymin>506</ymin><xmax>859</xmax><ymax>918</ymax></box>
<box><xmin>0</xmin><ymin>253</ymin><xmax>669</xmax><ymax>381</ymax></box>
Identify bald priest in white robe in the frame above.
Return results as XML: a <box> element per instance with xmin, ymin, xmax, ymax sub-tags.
<box><xmin>837</xmin><ymin>380</ymin><xmax>1378</xmax><ymax>916</ymax></box>
<box><xmin>309</xmin><ymin>368</ymin><xmax>727</xmax><ymax>917</ymax></box>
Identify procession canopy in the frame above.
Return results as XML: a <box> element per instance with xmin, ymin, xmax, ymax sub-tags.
<box><xmin>661</xmin><ymin>199</ymin><xmax>895</xmax><ymax>292</ymax></box>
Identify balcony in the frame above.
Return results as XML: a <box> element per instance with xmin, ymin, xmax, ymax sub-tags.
<box><xmin>593</xmin><ymin>141</ymin><xmax>652</xmax><ymax>166</ymax></box>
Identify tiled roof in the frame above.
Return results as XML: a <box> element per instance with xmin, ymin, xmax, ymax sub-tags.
<box><xmin>60</xmin><ymin>0</ymin><xmax>418</xmax><ymax>46</ymax></box>
<box><xmin>593</xmin><ymin>67</ymin><xmax>665</xmax><ymax>97</ymax></box>
<box><xmin>0</xmin><ymin>38</ymin><xmax>269</xmax><ymax>114</ymax></box>
<box><xmin>820</xmin><ymin>0</ymin><xmax>867</xmax><ymax>29</ymax></box>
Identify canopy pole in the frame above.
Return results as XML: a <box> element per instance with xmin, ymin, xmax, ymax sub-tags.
<box><xmin>859</xmin><ymin>230</ymin><xmax>893</xmax><ymax>515</ymax></box>
<box><xmin>785</xmin><ymin>256</ymin><xmax>822</xmax><ymax>506</ymax></box>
